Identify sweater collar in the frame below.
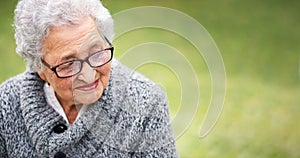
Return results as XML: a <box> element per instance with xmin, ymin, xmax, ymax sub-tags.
<box><xmin>19</xmin><ymin>70</ymin><xmax>116</xmax><ymax>156</ymax></box>
<box><xmin>20</xmin><ymin>71</ymin><xmax>62</xmax><ymax>156</ymax></box>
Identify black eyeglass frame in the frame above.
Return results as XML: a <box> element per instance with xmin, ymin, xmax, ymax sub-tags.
<box><xmin>41</xmin><ymin>37</ymin><xmax>114</xmax><ymax>78</ymax></box>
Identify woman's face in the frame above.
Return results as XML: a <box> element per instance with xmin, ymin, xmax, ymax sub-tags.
<box><xmin>38</xmin><ymin>17</ymin><xmax>111</xmax><ymax>107</ymax></box>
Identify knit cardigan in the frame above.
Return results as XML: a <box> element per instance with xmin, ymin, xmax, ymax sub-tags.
<box><xmin>0</xmin><ymin>60</ymin><xmax>178</xmax><ymax>158</ymax></box>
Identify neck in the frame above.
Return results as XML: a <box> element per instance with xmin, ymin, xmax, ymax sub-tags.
<box><xmin>45</xmin><ymin>84</ymin><xmax>82</xmax><ymax>124</ymax></box>
<box><xmin>56</xmin><ymin>94</ymin><xmax>81</xmax><ymax>124</ymax></box>
<box><xmin>62</xmin><ymin>104</ymin><xmax>81</xmax><ymax>124</ymax></box>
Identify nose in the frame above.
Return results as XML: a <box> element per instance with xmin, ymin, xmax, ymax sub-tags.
<box><xmin>76</xmin><ymin>62</ymin><xmax>96</xmax><ymax>83</ymax></box>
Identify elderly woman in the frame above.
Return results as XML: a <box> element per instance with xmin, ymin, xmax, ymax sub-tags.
<box><xmin>0</xmin><ymin>0</ymin><xmax>178</xmax><ymax>157</ymax></box>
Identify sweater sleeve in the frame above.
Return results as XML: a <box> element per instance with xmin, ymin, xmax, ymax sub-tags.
<box><xmin>132</xmin><ymin>84</ymin><xmax>178</xmax><ymax>157</ymax></box>
<box><xmin>0</xmin><ymin>134</ymin><xmax>8</xmax><ymax>158</ymax></box>
<box><xmin>0</xmin><ymin>86</ymin><xmax>8</xmax><ymax>157</ymax></box>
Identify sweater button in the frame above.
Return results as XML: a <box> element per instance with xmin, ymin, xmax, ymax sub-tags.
<box><xmin>54</xmin><ymin>151</ymin><xmax>66</xmax><ymax>158</ymax></box>
<box><xmin>53</xmin><ymin>124</ymin><xmax>67</xmax><ymax>134</ymax></box>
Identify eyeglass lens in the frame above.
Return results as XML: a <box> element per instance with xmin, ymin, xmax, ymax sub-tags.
<box><xmin>56</xmin><ymin>49</ymin><xmax>112</xmax><ymax>77</ymax></box>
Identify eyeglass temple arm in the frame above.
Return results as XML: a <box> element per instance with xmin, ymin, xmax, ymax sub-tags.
<box><xmin>41</xmin><ymin>58</ymin><xmax>53</xmax><ymax>69</ymax></box>
<box><xmin>104</xmin><ymin>36</ymin><xmax>113</xmax><ymax>47</ymax></box>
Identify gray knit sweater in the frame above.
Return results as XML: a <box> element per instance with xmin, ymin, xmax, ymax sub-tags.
<box><xmin>0</xmin><ymin>60</ymin><xmax>177</xmax><ymax>158</ymax></box>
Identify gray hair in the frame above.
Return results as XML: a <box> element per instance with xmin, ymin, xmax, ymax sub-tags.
<box><xmin>14</xmin><ymin>0</ymin><xmax>114</xmax><ymax>71</ymax></box>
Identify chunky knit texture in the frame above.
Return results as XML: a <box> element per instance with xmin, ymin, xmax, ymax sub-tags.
<box><xmin>0</xmin><ymin>60</ymin><xmax>177</xmax><ymax>157</ymax></box>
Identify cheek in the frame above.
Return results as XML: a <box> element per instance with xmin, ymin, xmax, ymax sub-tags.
<box><xmin>96</xmin><ymin>63</ymin><xmax>111</xmax><ymax>85</ymax></box>
<box><xmin>51</xmin><ymin>76</ymin><xmax>74</xmax><ymax>92</ymax></box>
<box><xmin>96</xmin><ymin>63</ymin><xmax>111</xmax><ymax>75</ymax></box>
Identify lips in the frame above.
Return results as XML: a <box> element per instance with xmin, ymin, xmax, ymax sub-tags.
<box><xmin>76</xmin><ymin>80</ymin><xmax>99</xmax><ymax>91</ymax></box>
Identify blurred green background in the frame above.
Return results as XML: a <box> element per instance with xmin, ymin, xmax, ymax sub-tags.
<box><xmin>1</xmin><ymin>0</ymin><xmax>299</xmax><ymax>157</ymax></box>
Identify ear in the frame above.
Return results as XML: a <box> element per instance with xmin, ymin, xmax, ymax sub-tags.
<box><xmin>37</xmin><ymin>71</ymin><xmax>47</xmax><ymax>81</ymax></box>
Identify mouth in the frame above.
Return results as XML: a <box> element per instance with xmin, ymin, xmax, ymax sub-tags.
<box><xmin>75</xmin><ymin>80</ymin><xmax>99</xmax><ymax>91</ymax></box>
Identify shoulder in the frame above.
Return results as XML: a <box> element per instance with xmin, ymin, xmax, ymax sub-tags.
<box><xmin>0</xmin><ymin>72</ymin><xmax>25</xmax><ymax>130</ymax></box>
<box><xmin>0</xmin><ymin>73</ymin><xmax>24</xmax><ymax>102</ymax></box>
<box><xmin>0</xmin><ymin>70</ymin><xmax>40</xmax><ymax>92</ymax></box>
<box><xmin>110</xmin><ymin>59</ymin><xmax>166</xmax><ymax>104</ymax></box>
<box><xmin>111</xmin><ymin>59</ymin><xmax>164</xmax><ymax>91</ymax></box>
<box><xmin>109</xmin><ymin>59</ymin><xmax>168</xmax><ymax>115</ymax></box>
<box><xmin>108</xmin><ymin>60</ymin><xmax>176</xmax><ymax>154</ymax></box>
<box><xmin>0</xmin><ymin>70</ymin><xmax>39</xmax><ymax>112</ymax></box>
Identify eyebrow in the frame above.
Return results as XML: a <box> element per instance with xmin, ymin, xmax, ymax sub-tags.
<box><xmin>89</xmin><ymin>35</ymin><xmax>104</xmax><ymax>48</ymax></box>
<box><xmin>57</xmin><ymin>44</ymin><xmax>100</xmax><ymax>64</ymax></box>
<box><xmin>60</xmin><ymin>53</ymin><xmax>77</xmax><ymax>62</ymax></box>
<box><xmin>56</xmin><ymin>33</ymin><xmax>107</xmax><ymax>64</ymax></box>
<box><xmin>90</xmin><ymin>42</ymin><xmax>103</xmax><ymax>52</ymax></box>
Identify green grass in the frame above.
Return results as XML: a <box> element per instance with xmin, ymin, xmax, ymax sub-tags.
<box><xmin>1</xmin><ymin>0</ymin><xmax>300</xmax><ymax>157</ymax></box>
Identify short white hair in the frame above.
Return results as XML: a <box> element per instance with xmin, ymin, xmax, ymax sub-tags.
<box><xmin>14</xmin><ymin>0</ymin><xmax>114</xmax><ymax>71</ymax></box>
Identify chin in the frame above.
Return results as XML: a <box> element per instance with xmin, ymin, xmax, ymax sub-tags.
<box><xmin>73</xmin><ymin>89</ymin><xmax>103</xmax><ymax>105</ymax></box>
<box><xmin>74</xmin><ymin>95</ymin><xmax>100</xmax><ymax>105</ymax></box>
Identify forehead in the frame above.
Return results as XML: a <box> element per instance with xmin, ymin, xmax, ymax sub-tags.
<box><xmin>42</xmin><ymin>16</ymin><xmax>104</xmax><ymax>61</ymax></box>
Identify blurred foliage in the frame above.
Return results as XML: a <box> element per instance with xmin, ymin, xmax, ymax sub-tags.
<box><xmin>0</xmin><ymin>0</ymin><xmax>300</xmax><ymax>157</ymax></box>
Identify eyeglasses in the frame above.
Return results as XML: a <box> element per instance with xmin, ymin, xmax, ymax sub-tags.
<box><xmin>41</xmin><ymin>38</ymin><xmax>114</xmax><ymax>78</ymax></box>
